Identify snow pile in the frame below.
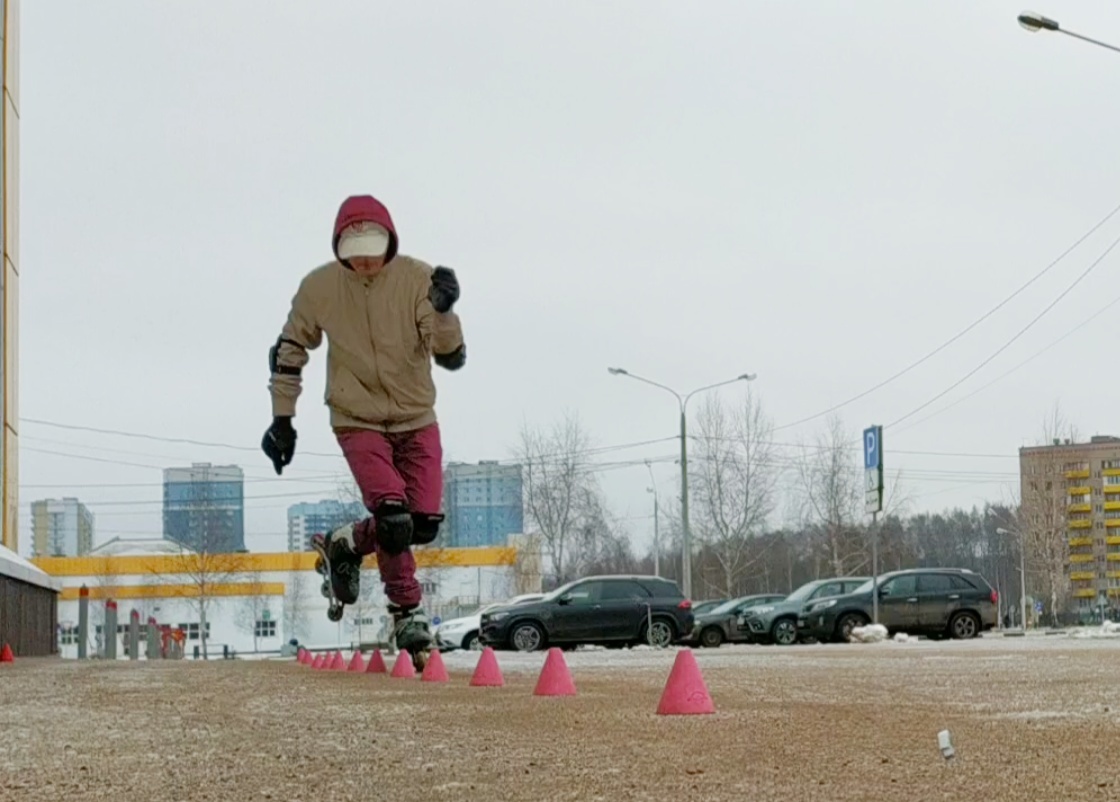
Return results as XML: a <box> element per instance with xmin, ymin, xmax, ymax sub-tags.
<box><xmin>893</xmin><ymin>632</ymin><xmax>913</xmax><ymax>643</ymax></box>
<box><xmin>848</xmin><ymin>624</ymin><xmax>888</xmax><ymax>643</ymax></box>
<box><xmin>1067</xmin><ymin>621</ymin><xmax>1120</xmax><ymax>639</ymax></box>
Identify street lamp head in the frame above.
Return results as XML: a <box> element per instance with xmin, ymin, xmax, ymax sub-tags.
<box><xmin>738</xmin><ymin>373</ymin><xmax>757</xmax><ymax>382</ymax></box>
<box><xmin>1018</xmin><ymin>11</ymin><xmax>1059</xmax><ymax>32</ymax></box>
<box><xmin>607</xmin><ymin>367</ymin><xmax>628</xmax><ymax>376</ymax></box>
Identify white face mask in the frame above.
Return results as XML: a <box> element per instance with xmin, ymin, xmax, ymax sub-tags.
<box><xmin>338</xmin><ymin>227</ymin><xmax>390</xmax><ymax>259</ymax></box>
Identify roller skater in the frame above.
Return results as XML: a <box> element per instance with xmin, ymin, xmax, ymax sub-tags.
<box><xmin>262</xmin><ymin>194</ymin><xmax>466</xmax><ymax>671</ymax></box>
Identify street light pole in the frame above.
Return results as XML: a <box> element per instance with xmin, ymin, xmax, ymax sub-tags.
<box><xmin>608</xmin><ymin>367</ymin><xmax>757</xmax><ymax>599</ymax></box>
<box><xmin>1018</xmin><ymin>11</ymin><xmax>1120</xmax><ymax>54</ymax></box>
<box><xmin>997</xmin><ymin>527</ymin><xmax>1028</xmax><ymax>630</ymax></box>
<box><xmin>645</xmin><ymin>461</ymin><xmax>660</xmax><ymax>578</ymax></box>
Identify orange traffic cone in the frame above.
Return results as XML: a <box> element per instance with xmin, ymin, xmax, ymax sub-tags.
<box><xmin>533</xmin><ymin>648</ymin><xmax>576</xmax><ymax>697</ymax></box>
<box><xmin>421</xmin><ymin>649</ymin><xmax>450</xmax><ymax>683</ymax></box>
<box><xmin>470</xmin><ymin>647</ymin><xmax>504</xmax><ymax>687</ymax></box>
<box><xmin>390</xmin><ymin>650</ymin><xmax>416</xmax><ymax>678</ymax></box>
<box><xmin>366</xmin><ymin>649</ymin><xmax>387</xmax><ymax>674</ymax></box>
<box><xmin>656</xmin><ymin>649</ymin><xmax>715</xmax><ymax>715</ymax></box>
<box><xmin>0</xmin><ymin>643</ymin><xmax>13</xmax><ymax>663</ymax></box>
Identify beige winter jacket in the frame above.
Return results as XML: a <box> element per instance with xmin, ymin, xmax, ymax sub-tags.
<box><xmin>268</xmin><ymin>256</ymin><xmax>465</xmax><ymax>433</ymax></box>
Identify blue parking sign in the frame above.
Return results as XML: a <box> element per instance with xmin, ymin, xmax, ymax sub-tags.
<box><xmin>863</xmin><ymin>426</ymin><xmax>882</xmax><ymax>470</ymax></box>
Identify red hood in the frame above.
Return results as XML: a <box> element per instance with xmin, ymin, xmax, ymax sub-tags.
<box><xmin>333</xmin><ymin>195</ymin><xmax>399</xmax><ymax>263</ymax></box>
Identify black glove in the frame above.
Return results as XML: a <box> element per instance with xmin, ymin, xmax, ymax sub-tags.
<box><xmin>261</xmin><ymin>416</ymin><xmax>296</xmax><ymax>475</ymax></box>
<box><xmin>429</xmin><ymin>266</ymin><xmax>459</xmax><ymax>313</ymax></box>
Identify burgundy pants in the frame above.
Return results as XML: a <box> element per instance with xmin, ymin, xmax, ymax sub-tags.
<box><xmin>336</xmin><ymin>423</ymin><xmax>443</xmax><ymax>608</ymax></box>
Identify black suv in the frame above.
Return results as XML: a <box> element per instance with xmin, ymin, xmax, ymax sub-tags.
<box><xmin>478</xmin><ymin>574</ymin><xmax>694</xmax><ymax>652</ymax></box>
<box><xmin>796</xmin><ymin>568</ymin><xmax>998</xmax><ymax>643</ymax></box>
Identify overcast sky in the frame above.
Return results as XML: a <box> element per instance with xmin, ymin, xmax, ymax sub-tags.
<box><xmin>16</xmin><ymin>1</ymin><xmax>1120</xmax><ymax>556</ymax></box>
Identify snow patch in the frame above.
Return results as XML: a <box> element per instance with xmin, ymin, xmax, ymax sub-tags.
<box><xmin>848</xmin><ymin>624</ymin><xmax>888</xmax><ymax>643</ymax></box>
<box><xmin>1067</xmin><ymin>621</ymin><xmax>1120</xmax><ymax>639</ymax></box>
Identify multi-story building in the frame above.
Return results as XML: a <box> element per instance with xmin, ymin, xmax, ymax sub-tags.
<box><xmin>162</xmin><ymin>464</ymin><xmax>245</xmax><ymax>553</ymax></box>
<box><xmin>31</xmin><ymin>498</ymin><xmax>94</xmax><ymax>557</ymax></box>
<box><xmin>286</xmin><ymin>500</ymin><xmax>367</xmax><ymax>552</ymax></box>
<box><xmin>443</xmin><ymin>461</ymin><xmax>524</xmax><ymax>548</ymax></box>
<box><xmin>1019</xmin><ymin>435</ymin><xmax>1120</xmax><ymax>619</ymax></box>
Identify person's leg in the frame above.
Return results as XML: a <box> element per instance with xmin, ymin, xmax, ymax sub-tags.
<box><xmin>333</xmin><ymin>429</ymin><xmax>423</xmax><ymax>610</ymax></box>
<box><xmin>392</xmin><ymin>422</ymin><xmax>445</xmax><ymax>545</ymax></box>
<box><xmin>381</xmin><ymin>422</ymin><xmax>444</xmax><ymax>662</ymax></box>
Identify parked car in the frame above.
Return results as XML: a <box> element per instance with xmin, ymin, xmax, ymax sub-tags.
<box><xmin>479</xmin><ymin>574</ymin><xmax>693</xmax><ymax>652</ymax></box>
<box><xmin>690</xmin><ymin>599</ymin><xmax>727</xmax><ymax>616</ymax></box>
<box><xmin>434</xmin><ymin>593</ymin><xmax>545</xmax><ymax>652</ymax></box>
<box><xmin>796</xmin><ymin>568</ymin><xmax>999</xmax><ymax>643</ymax></box>
<box><xmin>739</xmin><ymin>577</ymin><xmax>868</xmax><ymax>645</ymax></box>
<box><xmin>686</xmin><ymin>593</ymin><xmax>788</xmax><ymax>648</ymax></box>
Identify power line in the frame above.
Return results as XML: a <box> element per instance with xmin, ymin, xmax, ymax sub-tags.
<box><xmin>892</xmin><ymin>288</ymin><xmax>1120</xmax><ymax>435</ymax></box>
<box><xmin>772</xmin><ymin>198</ymin><xmax>1120</xmax><ymax>432</ymax></box>
<box><xmin>19</xmin><ymin>416</ymin><xmax>678</xmax><ymax>468</ymax></box>
<box><xmin>884</xmin><ymin>227</ymin><xmax>1120</xmax><ymax>429</ymax></box>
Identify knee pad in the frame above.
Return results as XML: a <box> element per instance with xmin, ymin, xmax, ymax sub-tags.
<box><xmin>375</xmin><ymin>501</ymin><xmax>413</xmax><ymax>555</ymax></box>
<box><xmin>411</xmin><ymin>513</ymin><xmax>444</xmax><ymax>546</ymax></box>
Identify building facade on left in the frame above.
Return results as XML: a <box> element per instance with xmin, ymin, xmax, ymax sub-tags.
<box><xmin>0</xmin><ymin>1</ymin><xmax>56</xmax><ymax>657</ymax></box>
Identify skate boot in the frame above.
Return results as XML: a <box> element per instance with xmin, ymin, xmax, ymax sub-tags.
<box><xmin>390</xmin><ymin>605</ymin><xmax>434</xmax><ymax>672</ymax></box>
<box><xmin>311</xmin><ymin>524</ymin><xmax>363</xmax><ymax>622</ymax></box>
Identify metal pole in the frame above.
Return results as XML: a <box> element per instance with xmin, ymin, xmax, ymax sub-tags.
<box><xmin>146</xmin><ymin>617</ymin><xmax>159</xmax><ymax>660</ymax></box>
<box><xmin>679</xmin><ymin>407</ymin><xmax>692</xmax><ymax>599</ymax></box>
<box><xmin>77</xmin><ymin>585</ymin><xmax>89</xmax><ymax>660</ymax></box>
<box><xmin>104</xmin><ymin>600</ymin><xmax>118</xmax><ymax>660</ymax></box>
<box><xmin>871</xmin><ymin>512</ymin><xmax>879</xmax><ymax>625</ymax></box>
<box><xmin>653</xmin><ymin>495</ymin><xmax>660</xmax><ymax>578</ymax></box>
<box><xmin>128</xmin><ymin>610</ymin><xmax>140</xmax><ymax>660</ymax></box>
<box><xmin>1020</xmin><ymin>532</ymin><xmax>1028</xmax><ymax>630</ymax></box>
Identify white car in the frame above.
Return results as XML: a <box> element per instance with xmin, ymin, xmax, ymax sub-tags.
<box><xmin>434</xmin><ymin>594</ymin><xmax>545</xmax><ymax>651</ymax></box>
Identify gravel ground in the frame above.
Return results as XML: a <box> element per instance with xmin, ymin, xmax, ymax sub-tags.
<box><xmin>3</xmin><ymin>636</ymin><xmax>1120</xmax><ymax>801</ymax></box>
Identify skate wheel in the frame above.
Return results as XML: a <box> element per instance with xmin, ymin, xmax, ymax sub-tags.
<box><xmin>411</xmin><ymin>649</ymin><xmax>429</xmax><ymax>673</ymax></box>
<box><xmin>327</xmin><ymin>604</ymin><xmax>344</xmax><ymax>623</ymax></box>
<box><xmin>320</xmin><ymin>581</ymin><xmax>331</xmax><ymax>598</ymax></box>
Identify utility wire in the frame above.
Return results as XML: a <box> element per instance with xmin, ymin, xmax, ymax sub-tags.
<box><xmin>884</xmin><ymin>227</ymin><xmax>1120</xmax><ymax>429</ymax></box>
<box><xmin>773</xmin><ymin>198</ymin><xmax>1120</xmax><ymax>432</ymax></box>
<box><xmin>892</xmin><ymin>288</ymin><xmax>1120</xmax><ymax>435</ymax></box>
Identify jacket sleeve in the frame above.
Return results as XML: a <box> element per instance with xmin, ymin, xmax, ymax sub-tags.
<box><xmin>269</xmin><ymin>275</ymin><xmax>324</xmax><ymax>416</ymax></box>
<box><xmin>415</xmin><ymin>266</ymin><xmax>466</xmax><ymax>371</ymax></box>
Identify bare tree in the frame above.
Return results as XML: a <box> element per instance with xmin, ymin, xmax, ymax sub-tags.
<box><xmin>795</xmin><ymin>415</ymin><xmax>867</xmax><ymax>576</ymax></box>
<box><xmin>149</xmin><ymin>545</ymin><xmax>248</xmax><ymax>659</ymax></box>
<box><xmin>1019</xmin><ymin>402</ymin><xmax>1080</xmax><ymax>625</ymax></box>
<box><xmin>689</xmin><ymin>391</ymin><xmax>779</xmax><ymax>597</ymax></box>
<box><xmin>282</xmin><ymin>570</ymin><xmax>311</xmax><ymax>643</ymax></box>
<box><xmin>236</xmin><ymin>569</ymin><xmax>272</xmax><ymax>652</ymax></box>
<box><xmin>515</xmin><ymin>411</ymin><xmax>606</xmax><ymax>584</ymax></box>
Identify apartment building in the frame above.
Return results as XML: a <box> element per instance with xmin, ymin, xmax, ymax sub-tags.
<box><xmin>1019</xmin><ymin>435</ymin><xmax>1120</xmax><ymax>617</ymax></box>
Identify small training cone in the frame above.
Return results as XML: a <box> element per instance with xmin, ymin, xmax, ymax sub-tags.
<box><xmin>366</xmin><ymin>649</ymin><xmax>387</xmax><ymax>674</ymax></box>
<box><xmin>347</xmin><ymin>652</ymin><xmax>366</xmax><ymax>672</ymax></box>
<box><xmin>656</xmin><ymin>649</ymin><xmax>715</xmax><ymax>716</ymax></box>
<box><xmin>312</xmin><ymin>653</ymin><xmax>326</xmax><ymax>669</ymax></box>
<box><xmin>297</xmin><ymin>647</ymin><xmax>307</xmax><ymax>664</ymax></box>
<box><xmin>533</xmin><ymin>647</ymin><xmax>576</xmax><ymax>697</ymax></box>
<box><xmin>470</xmin><ymin>647</ymin><xmax>504</xmax><ymax>687</ymax></box>
<box><xmin>0</xmin><ymin>643</ymin><xmax>13</xmax><ymax>663</ymax></box>
<box><xmin>421</xmin><ymin>649</ymin><xmax>450</xmax><ymax>683</ymax></box>
<box><xmin>302</xmin><ymin>650</ymin><xmax>314</xmax><ymax>666</ymax></box>
<box><xmin>329</xmin><ymin>651</ymin><xmax>346</xmax><ymax>671</ymax></box>
<box><xmin>390</xmin><ymin>650</ymin><xmax>416</xmax><ymax>678</ymax></box>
